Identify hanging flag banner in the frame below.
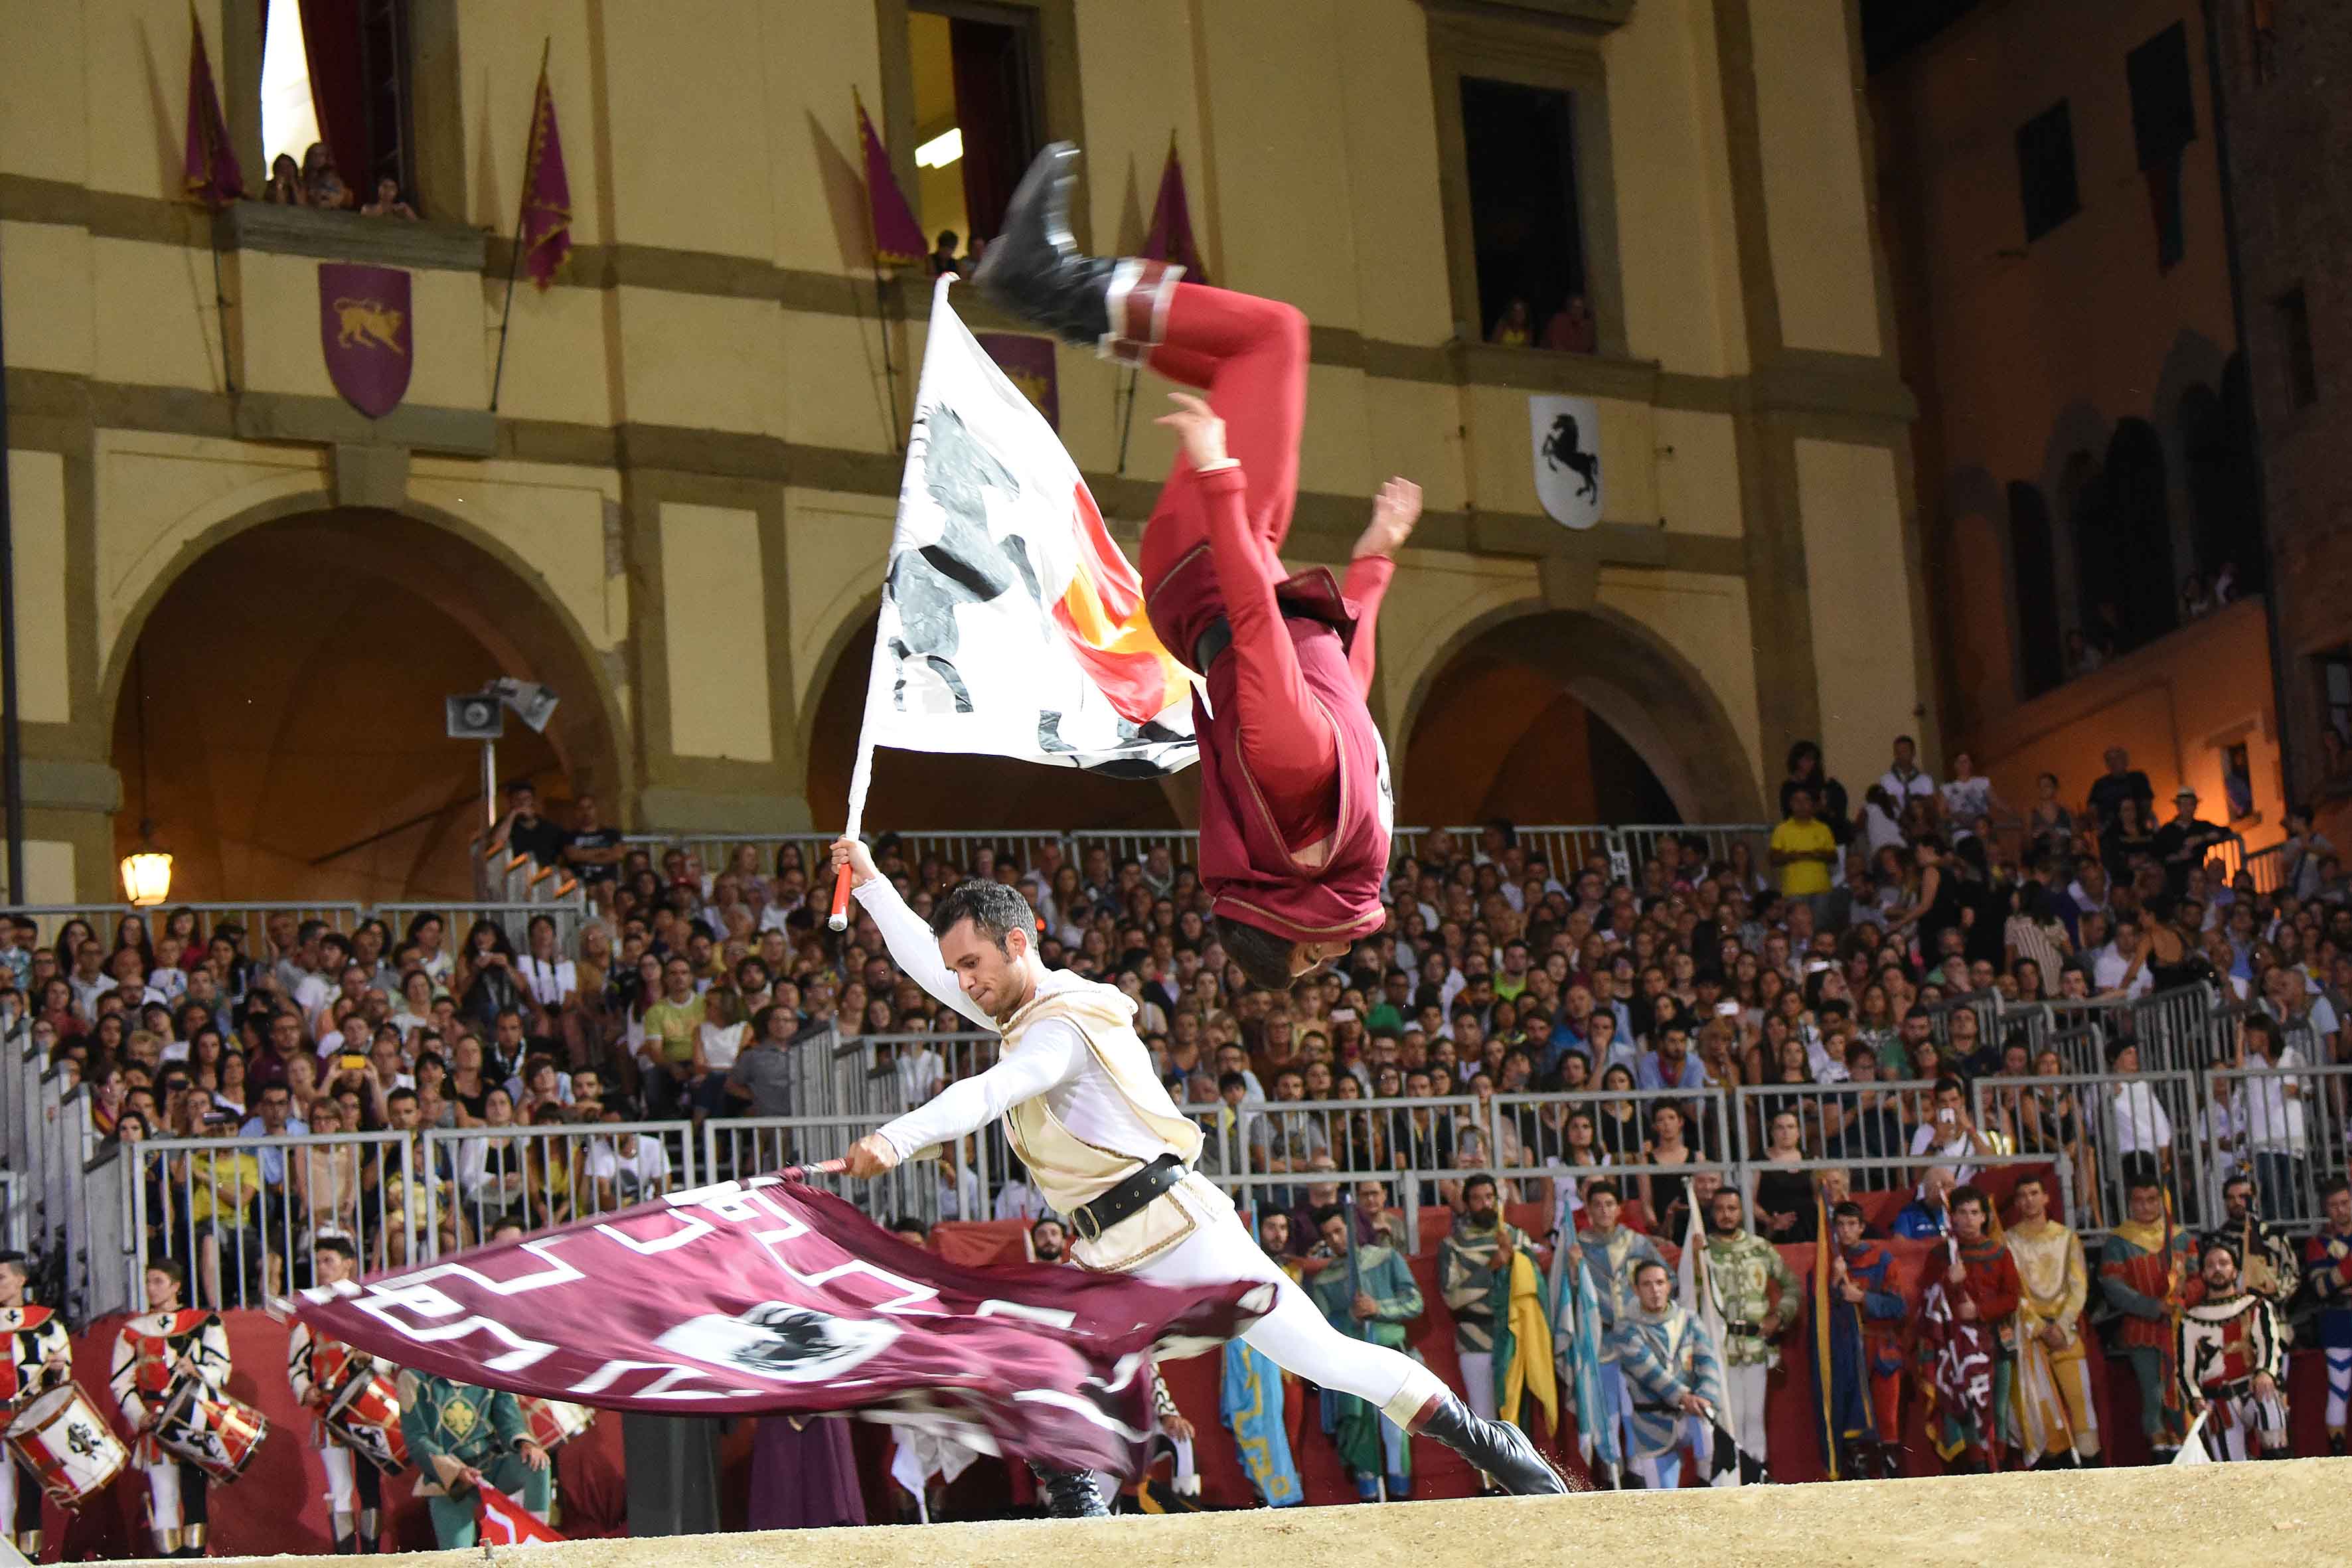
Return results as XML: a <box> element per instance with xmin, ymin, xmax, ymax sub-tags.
<box><xmin>318</xmin><ymin>263</ymin><xmax>413</xmax><ymax>418</ymax></box>
<box><xmin>860</xmin><ymin>276</ymin><xmax>1197</xmax><ymax>777</ymax></box>
<box><xmin>974</xmin><ymin>333</ymin><xmax>1060</xmax><ymax>430</ymax></box>
<box><xmin>291</xmin><ymin>1177</ymin><xmax>1266</xmax><ymax>1477</ymax></box>
<box><xmin>1529</xmin><ymin>394</ymin><xmax>1603</xmax><ymax>530</ymax></box>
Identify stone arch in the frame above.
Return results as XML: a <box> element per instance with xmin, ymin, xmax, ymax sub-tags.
<box><xmin>104</xmin><ymin>497</ymin><xmax>629</xmax><ymax>899</ymax></box>
<box><xmin>1395</xmin><ymin>601</ymin><xmax>1763</xmax><ymax>825</ymax></box>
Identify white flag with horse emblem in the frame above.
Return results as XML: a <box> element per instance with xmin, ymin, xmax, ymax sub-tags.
<box><xmin>1530</xmin><ymin>394</ymin><xmax>1603</xmax><ymax>530</ymax></box>
<box><xmin>858</xmin><ymin>275</ymin><xmax>1198</xmax><ymax>781</ymax></box>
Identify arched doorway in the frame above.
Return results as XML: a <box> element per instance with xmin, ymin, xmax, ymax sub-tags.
<box><xmin>803</xmin><ymin>611</ymin><xmax>1183</xmax><ymax>832</ymax></box>
<box><xmin>109</xmin><ymin>507</ymin><xmax>621</xmax><ymax>901</ymax></box>
<box><xmin>1397</xmin><ymin>607</ymin><xmax>1760</xmax><ymax>828</ymax></box>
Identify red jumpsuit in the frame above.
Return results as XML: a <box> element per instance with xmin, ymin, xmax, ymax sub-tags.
<box><xmin>1137</xmin><ymin>285</ymin><xmax>1395</xmax><ymax>945</ymax></box>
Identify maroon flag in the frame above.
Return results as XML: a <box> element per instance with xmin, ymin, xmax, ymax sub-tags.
<box><xmin>856</xmin><ymin>90</ymin><xmax>927</xmax><ymax>268</ymax></box>
<box><xmin>317</xmin><ymin>262</ymin><xmax>413</xmax><ymax>418</ymax></box>
<box><xmin>975</xmin><ymin>331</ymin><xmax>1060</xmax><ymax>430</ymax></box>
<box><xmin>183</xmin><ymin>7</ymin><xmax>244</xmax><ymax>208</ymax></box>
<box><xmin>292</xmin><ymin>1178</ymin><xmax>1268</xmax><ymax>1476</ymax></box>
<box><xmin>518</xmin><ymin>60</ymin><xmax>572</xmax><ymax>289</ymax></box>
<box><xmin>1139</xmin><ymin>137</ymin><xmax>1207</xmax><ymax>286</ymax></box>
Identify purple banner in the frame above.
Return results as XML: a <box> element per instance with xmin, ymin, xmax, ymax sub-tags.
<box><xmin>976</xmin><ymin>331</ymin><xmax>1061</xmax><ymax>430</ymax></box>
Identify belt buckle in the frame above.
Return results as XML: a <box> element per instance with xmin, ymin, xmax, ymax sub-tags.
<box><xmin>1073</xmin><ymin>1205</ymin><xmax>1103</xmax><ymax>1242</ymax></box>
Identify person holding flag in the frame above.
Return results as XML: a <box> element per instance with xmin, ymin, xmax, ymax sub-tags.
<box><xmin>1607</xmin><ymin>1260</ymin><xmax>1725</xmax><ymax>1489</ymax></box>
<box><xmin>973</xmin><ymin>142</ymin><xmax>1419</xmax><ymax>991</ymax></box>
<box><xmin>1697</xmin><ymin>1186</ymin><xmax>1797</xmax><ymax>1484</ymax></box>
<box><xmin>1302</xmin><ymin>1201</ymin><xmax>1423</xmax><ymax>1500</ymax></box>
<box><xmin>1551</xmin><ymin>1202</ymin><xmax>1621</xmax><ymax>1488</ymax></box>
<box><xmin>1918</xmin><ymin>1184</ymin><xmax>2019</xmax><ymax>1473</ymax></box>
<box><xmin>832</xmin><ymin>844</ymin><xmax>1567</xmax><ymax>1512</ymax></box>
<box><xmin>395</xmin><ymin>1369</ymin><xmax>548</xmax><ymax>1549</ymax></box>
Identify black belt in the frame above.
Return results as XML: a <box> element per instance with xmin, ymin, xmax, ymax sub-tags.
<box><xmin>1192</xmin><ymin>610</ymin><xmax>1336</xmax><ymax>673</ymax></box>
<box><xmin>1069</xmin><ymin>1154</ymin><xmax>1186</xmax><ymax>1241</ymax></box>
<box><xmin>1192</xmin><ymin>615</ymin><xmax>1235</xmax><ymax>672</ymax></box>
<box><xmin>1723</xmin><ymin>1320</ymin><xmax>1763</xmax><ymax>1336</ymax></box>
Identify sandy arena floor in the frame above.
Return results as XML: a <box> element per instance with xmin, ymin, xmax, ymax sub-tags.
<box><xmin>167</xmin><ymin>1458</ymin><xmax>2352</xmax><ymax>1568</ymax></box>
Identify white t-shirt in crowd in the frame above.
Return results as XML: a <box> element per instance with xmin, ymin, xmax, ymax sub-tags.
<box><xmin>698</xmin><ymin>1020</ymin><xmax>747</xmax><ymax>1073</ymax></box>
<box><xmin>2092</xmin><ymin>947</ymin><xmax>2153</xmax><ymax>999</ymax></box>
<box><xmin>517</xmin><ymin>955</ymin><xmax>577</xmax><ymax>1009</ymax></box>
<box><xmin>585</xmin><ymin>1137</ymin><xmax>672</xmax><ymax>1204</ymax></box>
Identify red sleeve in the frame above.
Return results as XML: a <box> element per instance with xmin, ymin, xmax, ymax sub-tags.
<box><xmin>1201</xmin><ymin>466</ymin><xmax>1338</xmax><ymax>812</ymax></box>
<box><xmin>1340</xmin><ymin>554</ymin><xmax>1395</xmax><ymax>700</ymax></box>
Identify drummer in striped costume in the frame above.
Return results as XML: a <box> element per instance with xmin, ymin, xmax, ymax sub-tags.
<box><xmin>110</xmin><ymin>1259</ymin><xmax>232</xmax><ymax>1557</ymax></box>
<box><xmin>0</xmin><ymin>1251</ymin><xmax>72</xmax><ymax>1557</ymax></box>
<box><xmin>288</xmin><ymin>1240</ymin><xmax>389</xmax><ymax>1553</ymax></box>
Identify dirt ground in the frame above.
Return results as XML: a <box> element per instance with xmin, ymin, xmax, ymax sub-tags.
<box><xmin>179</xmin><ymin>1458</ymin><xmax>2352</xmax><ymax>1568</ymax></box>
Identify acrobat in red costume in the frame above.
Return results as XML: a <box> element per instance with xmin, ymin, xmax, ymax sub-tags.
<box><xmin>977</xmin><ymin>143</ymin><xmax>1415</xmax><ymax>991</ymax></box>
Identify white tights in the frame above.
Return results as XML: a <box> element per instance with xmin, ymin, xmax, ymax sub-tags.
<box><xmin>1132</xmin><ymin>1196</ymin><xmax>1443</xmax><ymax>1428</ymax></box>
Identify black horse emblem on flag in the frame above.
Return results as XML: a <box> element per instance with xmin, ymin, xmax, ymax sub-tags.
<box><xmin>885</xmin><ymin>404</ymin><xmax>1042</xmax><ymax>714</ymax></box>
<box><xmin>1541</xmin><ymin>412</ymin><xmax>1600</xmax><ymax>502</ymax></box>
<box><xmin>654</xmin><ymin>1302</ymin><xmax>903</xmax><ymax>1384</ymax></box>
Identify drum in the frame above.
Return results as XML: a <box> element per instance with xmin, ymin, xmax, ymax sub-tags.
<box><xmin>5</xmin><ymin>1385</ymin><xmax>129</xmax><ymax>1510</ymax></box>
<box><xmin>519</xmin><ymin>1397</ymin><xmax>593</xmax><ymax>1450</ymax></box>
<box><xmin>323</xmin><ymin>1370</ymin><xmax>409</xmax><ymax>1476</ymax></box>
<box><xmin>154</xmin><ymin>1380</ymin><xmax>269</xmax><ymax>1483</ymax></box>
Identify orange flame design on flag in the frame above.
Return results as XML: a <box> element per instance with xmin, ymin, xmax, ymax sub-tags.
<box><xmin>1054</xmin><ymin>485</ymin><xmax>1188</xmax><ymax>725</ymax></box>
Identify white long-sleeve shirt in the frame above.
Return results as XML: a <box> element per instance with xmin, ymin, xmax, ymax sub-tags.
<box><xmin>855</xmin><ymin>880</ymin><xmax>1178</xmax><ymax>1168</ymax></box>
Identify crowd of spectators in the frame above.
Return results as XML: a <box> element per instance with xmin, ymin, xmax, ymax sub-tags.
<box><xmin>260</xmin><ymin>141</ymin><xmax>417</xmax><ymax>220</ymax></box>
<box><xmin>7</xmin><ymin>730</ymin><xmax>2352</xmax><ymax>1472</ymax></box>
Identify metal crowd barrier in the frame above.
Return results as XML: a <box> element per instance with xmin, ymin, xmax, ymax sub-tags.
<box><xmin>1972</xmin><ymin>1069</ymin><xmax>2207</xmax><ymax>1238</ymax></box>
<box><xmin>702</xmin><ymin>1113</ymin><xmax>996</xmax><ymax>1231</ymax></box>
<box><xmin>377</xmin><ymin>898</ymin><xmax>589</xmax><ymax>963</ymax></box>
<box><xmin>420</xmin><ymin>1121</ymin><xmax>698</xmax><ymax>1252</ymax></box>
<box><xmin>2204</xmin><ymin>1062</ymin><xmax>2352</xmax><ymax>1230</ymax></box>
<box><xmin>1731</xmin><ymin>1079</ymin><xmax>1940</xmax><ymax>1191</ymax></box>
<box><xmin>0</xmin><ymin>902</ymin><xmax>368</xmax><ymax>952</ymax></box>
<box><xmin>125</xmin><ymin>1130</ymin><xmax>417</xmax><ymax>1312</ymax></box>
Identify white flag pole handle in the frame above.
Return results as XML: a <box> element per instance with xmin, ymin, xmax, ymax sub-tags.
<box><xmin>830</xmin><ymin>728</ymin><xmax>878</xmax><ymax>931</ymax></box>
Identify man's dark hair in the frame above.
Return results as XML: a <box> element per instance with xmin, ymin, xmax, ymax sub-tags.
<box><xmin>314</xmin><ymin>1235</ymin><xmax>358</xmax><ymax>1265</ymax></box>
<box><xmin>1832</xmin><ymin>1200</ymin><xmax>1865</xmax><ymax>1224</ymax></box>
<box><xmin>1307</xmin><ymin>1204</ymin><xmax>1345</xmax><ymax>1233</ymax></box>
<box><xmin>1214</xmin><ymin>913</ymin><xmax>1297</xmax><ymax>993</ymax></box>
<box><xmin>1949</xmin><ymin>1183</ymin><xmax>1989</xmax><ymax>1215</ymax></box>
<box><xmin>1217</xmin><ymin>1070</ymin><xmax>1248</xmax><ymax>1095</ymax></box>
<box><xmin>1633</xmin><ymin>1259</ymin><xmax>1671</xmax><ymax>1284</ymax></box>
<box><xmin>0</xmin><ymin>1250</ymin><xmax>25</xmax><ymax>1274</ymax></box>
<box><xmin>929</xmin><ymin>879</ymin><xmax>1038</xmax><ymax>950</ymax></box>
<box><xmin>147</xmin><ymin>1256</ymin><xmax>188</xmax><ymax>1289</ymax></box>
<box><xmin>2013</xmin><ymin>1171</ymin><xmax>2045</xmax><ymax>1196</ymax></box>
<box><xmin>887</xmin><ymin>1215</ymin><xmax>928</xmax><ymax>1241</ymax></box>
<box><xmin>2321</xmin><ymin>1175</ymin><xmax>2351</xmax><ymax>1204</ymax></box>
<box><xmin>1462</xmin><ymin>1173</ymin><xmax>1498</xmax><ymax>1202</ymax></box>
<box><xmin>1935</xmin><ymin>1074</ymin><xmax>1967</xmax><ymax>1099</ymax></box>
<box><xmin>386</xmin><ymin>1086</ymin><xmax>418</xmax><ymax>1110</ymax></box>
<box><xmin>1584</xmin><ymin>1177</ymin><xmax>1622</xmax><ymax>1204</ymax></box>
<box><xmin>1029</xmin><ymin>1215</ymin><xmax>1064</xmax><ymax>1239</ymax></box>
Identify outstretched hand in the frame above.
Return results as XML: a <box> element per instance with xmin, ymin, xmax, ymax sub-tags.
<box><xmin>1156</xmin><ymin>392</ymin><xmax>1229</xmax><ymax>470</ymax></box>
<box><xmin>1354</xmin><ymin>477</ymin><xmax>1422</xmax><ymax>560</ymax></box>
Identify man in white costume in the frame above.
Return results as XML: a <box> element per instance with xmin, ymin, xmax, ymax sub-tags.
<box><xmin>834</xmin><ymin>841</ymin><xmax>1566</xmax><ymax>1513</ymax></box>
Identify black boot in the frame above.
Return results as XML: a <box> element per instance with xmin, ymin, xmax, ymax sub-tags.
<box><xmin>975</xmin><ymin>141</ymin><xmax>1186</xmax><ymax>365</ymax></box>
<box><xmin>974</xmin><ymin>143</ymin><xmax>1115</xmax><ymax>347</ymax></box>
<box><xmin>1411</xmin><ymin>1393</ymin><xmax>1569</xmax><ymax>1496</ymax></box>
<box><xmin>1028</xmin><ymin>1462</ymin><xmax>1111</xmax><ymax>1518</ymax></box>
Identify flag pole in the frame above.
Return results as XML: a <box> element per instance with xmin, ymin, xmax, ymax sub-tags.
<box><xmin>830</xmin><ymin>602</ymin><xmax>893</xmax><ymax>930</ymax></box>
<box><xmin>490</xmin><ymin>37</ymin><xmax>551</xmax><ymax>413</ymax></box>
<box><xmin>208</xmin><ymin>220</ymin><xmax>236</xmax><ymax>398</ymax></box>
<box><xmin>876</xmin><ymin>268</ymin><xmax>903</xmax><ymax>454</ymax></box>
<box><xmin>1115</xmin><ymin>365</ymin><xmax>1139</xmax><ymax>473</ymax></box>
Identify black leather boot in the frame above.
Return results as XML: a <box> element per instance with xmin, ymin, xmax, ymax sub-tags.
<box><xmin>975</xmin><ymin>143</ymin><xmax>1117</xmax><ymax>347</ymax></box>
<box><xmin>1028</xmin><ymin>1462</ymin><xmax>1111</xmax><ymax>1518</ymax></box>
<box><xmin>1412</xmin><ymin>1392</ymin><xmax>1569</xmax><ymax>1496</ymax></box>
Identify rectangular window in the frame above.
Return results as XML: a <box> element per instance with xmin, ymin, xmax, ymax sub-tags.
<box><xmin>254</xmin><ymin>0</ymin><xmax>417</xmax><ymax>210</ymax></box>
<box><xmin>2276</xmin><ymin>285</ymin><xmax>2319</xmax><ymax>408</ymax></box>
<box><xmin>2220</xmin><ymin>740</ymin><xmax>2254</xmax><ymax>821</ymax></box>
<box><xmin>1458</xmin><ymin>75</ymin><xmax>1590</xmax><ymax>351</ymax></box>
<box><xmin>2321</xmin><ymin>650</ymin><xmax>2352</xmax><ymax>747</ymax></box>
<box><xmin>2015</xmin><ymin>100</ymin><xmax>2080</xmax><ymax>243</ymax></box>
<box><xmin>905</xmin><ymin>1</ymin><xmax>1043</xmax><ymax>264</ymax></box>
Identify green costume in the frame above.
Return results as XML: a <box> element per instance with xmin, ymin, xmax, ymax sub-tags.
<box><xmin>1701</xmin><ymin>1229</ymin><xmax>1800</xmax><ymax>1369</ymax></box>
<box><xmin>1306</xmin><ymin>1236</ymin><xmax>1425</xmax><ymax>1488</ymax></box>
<box><xmin>396</xmin><ymin>1370</ymin><xmax>550</xmax><ymax>1547</ymax></box>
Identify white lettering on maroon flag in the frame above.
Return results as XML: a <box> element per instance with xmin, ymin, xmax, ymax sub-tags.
<box><xmin>295</xmin><ymin>1180</ymin><xmax>1267</xmax><ymax>1476</ymax></box>
<box><xmin>864</xmin><ymin>275</ymin><xmax>1197</xmax><ymax>779</ymax></box>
